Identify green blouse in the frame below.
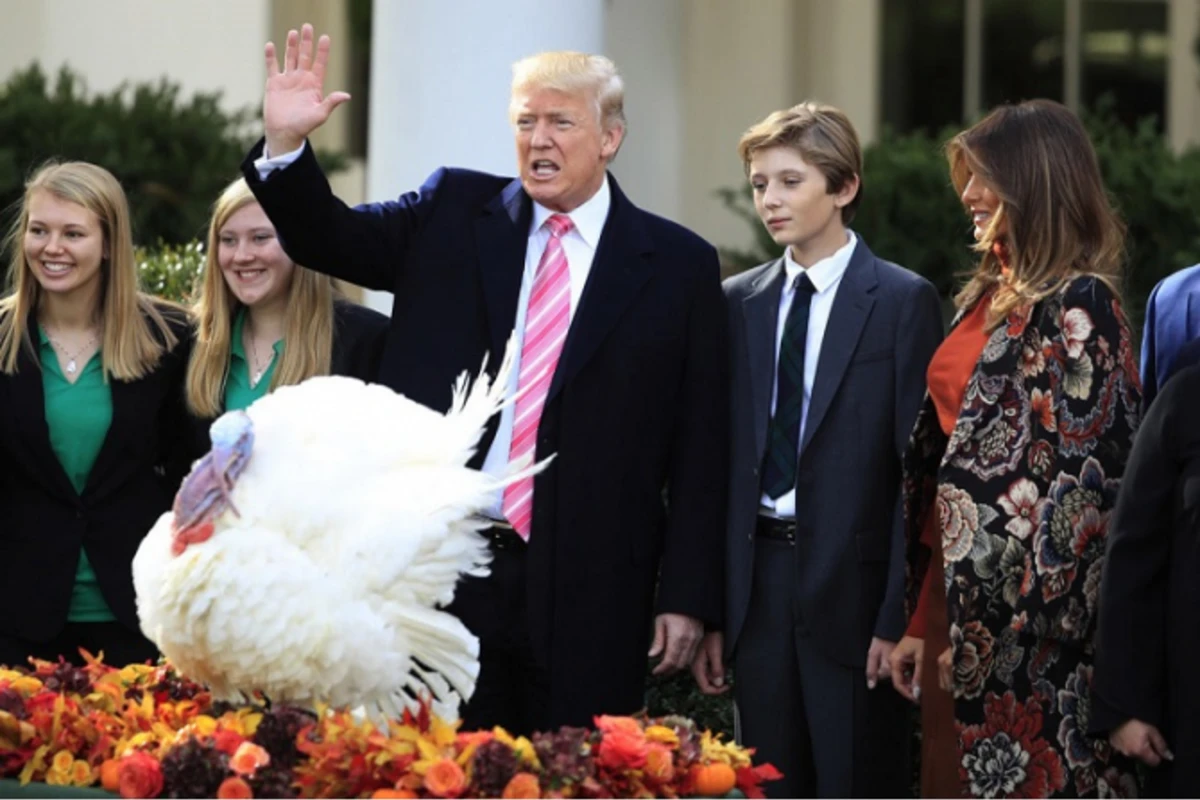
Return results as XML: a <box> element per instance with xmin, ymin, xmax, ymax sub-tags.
<box><xmin>38</xmin><ymin>326</ymin><xmax>115</xmax><ymax>623</ymax></box>
<box><xmin>225</xmin><ymin>309</ymin><xmax>283</xmax><ymax>412</ymax></box>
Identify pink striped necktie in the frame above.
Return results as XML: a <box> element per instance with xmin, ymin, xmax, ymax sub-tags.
<box><xmin>502</xmin><ymin>213</ymin><xmax>574</xmax><ymax>539</ymax></box>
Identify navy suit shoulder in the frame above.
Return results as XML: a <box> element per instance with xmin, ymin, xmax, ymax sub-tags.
<box><xmin>722</xmin><ymin>259</ymin><xmax>779</xmax><ymax>299</ymax></box>
<box><xmin>421</xmin><ymin>166</ymin><xmax>516</xmax><ymax>206</ymax></box>
<box><xmin>636</xmin><ymin>207</ymin><xmax>718</xmax><ymax>257</ymax></box>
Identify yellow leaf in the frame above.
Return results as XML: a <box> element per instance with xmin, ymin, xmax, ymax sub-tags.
<box><xmin>512</xmin><ymin>736</ymin><xmax>541</xmax><ymax>769</ymax></box>
<box><xmin>9</xmin><ymin>676</ymin><xmax>43</xmax><ymax>694</ymax></box>
<box><xmin>390</xmin><ymin>726</ymin><xmax>422</xmax><ymax>744</ymax></box>
<box><xmin>430</xmin><ymin>715</ymin><xmax>457</xmax><ymax>748</ymax></box>
<box><xmin>20</xmin><ymin>745</ymin><xmax>50</xmax><ymax>785</ymax></box>
<box><xmin>414</xmin><ymin>737</ymin><xmax>441</xmax><ymax>762</ymax></box>
<box><xmin>644</xmin><ymin>725</ymin><xmax>680</xmax><ymax>747</ymax></box>
<box><xmin>0</xmin><ymin>711</ymin><xmax>21</xmax><ymax>747</ymax></box>
<box><xmin>193</xmin><ymin>716</ymin><xmax>218</xmax><ymax>736</ymax></box>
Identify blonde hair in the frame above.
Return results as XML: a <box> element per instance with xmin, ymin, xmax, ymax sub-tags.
<box><xmin>510</xmin><ymin>51</ymin><xmax>626</xmax><ymax>136</ymax></box>
<box><xmin>186</xmin><ymin>178</ymin><xmax>335</xmax><ymax>417</ymax></box>
<box><xmin>0</xmin><ymin>161</ymin><xmax>179</xmax><ymax>378</ymax></box>
<box><xmin>949</xmin><ymin>100</ymin><xmax>1126</xmax><ymax>328</ymax></box>
<box><xmin>737</xmin><ymin>101</ymin><xmax>864</xmax><ymax>224</ymax></box>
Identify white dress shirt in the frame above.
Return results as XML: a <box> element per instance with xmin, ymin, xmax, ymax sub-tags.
<box><xmin>479</xmin><ymin>180</ymin><xmax>610</xmax><ymax>517</ymax></box>
<box><xmin>257</xmin><ymin>142</ymin><xmax>612</xmax><ymax>519</ymax></box>
<box><xmin>254</xmin><ymin>141</ymin><xmax>307</xmax><ymax>177</ymax></box>
<box><xmin>760</xmin><ymin>231</ymin><xmax>858</xmax><ymax>518</ymax></box>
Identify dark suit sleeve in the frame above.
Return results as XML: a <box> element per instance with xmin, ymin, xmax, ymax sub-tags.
<box><xmin>876</xmin><ymin>279</ymin><xmax>943</xmax><ymax>641</ymax></box>
<box><xmin>240</xmin><ymin>139</ymin><xmax>441</xmax><ymax>292</ymax></box>
<box><xmin>1140</xmin><ymin>280</ymin><xmax>1162</xmax><ymax>407</ymax></box>
<box><xmin>655</xmin><ymin>247</ymin><xmax>730</xmax><ymax>627</ymax></box>
<box><xmin>1090</xmin><ymin>371</ymin><xmax>1183</xmax><ymax>734</ymax></box>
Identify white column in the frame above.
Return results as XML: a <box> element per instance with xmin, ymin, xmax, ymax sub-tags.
<box><xmin>364</xmin><ymin>0</ymin><xmax>605</xmax><ymax>313</ymax></box>
<box><xmin>1167</xmin><ymin>0</ymin><xmax>1200</xmax><ymax>153</ymax></box>
<box><xmin>605</xmin><ymin>0</ymin><xmax>686</xmax><ymax>224</ymax></box>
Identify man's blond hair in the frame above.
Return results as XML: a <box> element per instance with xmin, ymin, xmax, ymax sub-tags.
<box><xmin>509</xmin><ymin>51</ymin><xmax>626</xmax><ymax>135</ymax></box>
<box><xmin>737</xmin><ymin>101</ymin><xmax>863</xmax><ymax>224</ymax></box>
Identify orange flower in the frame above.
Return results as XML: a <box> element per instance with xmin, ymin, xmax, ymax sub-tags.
<box><xmin>502</xmin><ymin>772</ymin><xmax>541</xmax><ymax>799</ymax></box>
<box><xmin>597</xmin><ymin>726</ymin><xmax>648</xmax><ymax>771</ymax></box>
<box><xmin>70</xmin><ymin>758</ymin><xmax>95</xmax><ymax>787</ymax></box>
<box><xmin>423</xmin><ymin>758</ymin><xmax>467</xmax><ymax>798</ymax></box>
<box><xmin>230</xmin><ymin>741</ymin><xmax>271</xmax><ymax>776</ymax></box>
<box><xmin>213</xmin><ymin>728</ymin><xmax>246</xmax><ymax>755</ymax></box>
<box><xmin>51</xmin><ymin>750</ymin><xmax>75</xmax><ymax>774</ymax></box>
<box><xmin>99</xmin><ymin>759</ymin><xmax>122</xmax><ymax>792</ymax></box>
<box><xmin>118</xmin><ymin>751</ymin><xmax>164</xmax><ymax>799</ymax></box>
<box><xmin>217</xmin><ymin>776</ymin><xmax>254</xmax><ymax>799</ymax></box>
<box><xmin>643</xmin><ymin>743</ymin><xmax>674</xmax><ymax>783</ymax></box>
<box><xmin>593</xmin><ymin>715</ymin><xmax>642</xmax><ymax>736</ymax></box>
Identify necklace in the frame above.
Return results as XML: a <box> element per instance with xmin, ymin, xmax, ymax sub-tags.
<box><xmin>245</xmin><ymin>317</ymin><xmax>275</xmax><ymax>387</ymax></box>
<box><xmin>44</xmin><ymin>325</ymin><xmax>98</xmax><ymax>375</ymax></box>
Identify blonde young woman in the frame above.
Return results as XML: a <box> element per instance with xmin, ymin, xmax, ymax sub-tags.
<box><xmin>186</xmin><ymin>178</ymin><xmax>387</xmax><ymax>424</ymax></box>
<box><xmin>0</xmin><ymin>161</ymin><xmax>191</xmax><ymax>669</ymax></box>
<box><xmin>889</xmin><ymin>100</ymin><xmax>1142</xmax><ymax>798</ymax></box>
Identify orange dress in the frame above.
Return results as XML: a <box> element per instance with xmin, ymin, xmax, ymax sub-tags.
<box><xmin>908</xmin><ymin>295</ymin><xmax>993</xmax><ymax>798</ymax></box>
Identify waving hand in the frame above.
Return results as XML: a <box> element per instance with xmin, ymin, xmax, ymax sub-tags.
<box><xmin>263</xmin><ymin>24</ymin><xmax>351</xmax><ymax>156</ymax></box>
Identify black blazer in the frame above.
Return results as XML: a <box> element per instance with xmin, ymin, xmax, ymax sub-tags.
<box><xmin>0</xmin><ymin>305</ymin><xmax>192</xmax><ymax>643</ymax></box>
<box><xmin>722</xmin><ymin>242</ymin><xmax>943</xmax><ymax>666</ymax></box>
<box><xmin>242</xmin><ymin>141</ymin><xmax>729</xmax><ymax>726</ymax></box>
<box><xmin>330</xmin><ymin>298</ymin><xmax>389</xmax><ymax>381</ymax></box>
<box><xmin>1092</xmin><ymin>363</ymin><xmax>1200</xmax><ymax>797</ymax></box>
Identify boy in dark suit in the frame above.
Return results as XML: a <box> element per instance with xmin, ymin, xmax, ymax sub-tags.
<box><xmin>693</xmin><ymin>102</ymin><xmax>942</xmax><ymax>796</ymax></box>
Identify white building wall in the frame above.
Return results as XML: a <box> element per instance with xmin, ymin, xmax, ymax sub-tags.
<box><xmin>0</xmin><ymin>0</ymin><xmax>270</xmax><ymax>115</ymax></box>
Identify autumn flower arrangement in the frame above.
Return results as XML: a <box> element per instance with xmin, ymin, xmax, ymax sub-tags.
<box><xmin>0</xmin><ymin>655</ymin><xmax>779</xmax><ymax>798</ymax></box>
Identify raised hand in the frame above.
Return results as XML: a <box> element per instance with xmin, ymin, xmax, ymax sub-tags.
<box><xmin>263</xmin><ymin>23</ymin><xmax>351</xmax><ymax>157</ymax></box>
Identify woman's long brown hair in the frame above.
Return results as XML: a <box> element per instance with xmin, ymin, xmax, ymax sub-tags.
<box><xmin>948</xmin><ymin>99</ymin><xmax>1126</xmax><ymax>328</ymax></box>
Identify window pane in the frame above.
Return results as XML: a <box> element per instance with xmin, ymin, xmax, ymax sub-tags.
<box><xmin>984</xmin><ymin>0</ymin><xmax>1066</xmax><ymax>108</ymax></box>
<box><xmin>881</xmin><ymin>0</ymin><xmax>965</xmax><ymax>134</ymax></box>
<box><xmin>1081</xmin><ymin>0</ymin><xmax>1167</xmax><ymax>131</ymax></box>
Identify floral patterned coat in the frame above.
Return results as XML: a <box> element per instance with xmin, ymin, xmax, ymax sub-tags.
<box><xmin>903</xmin><ymin>276</ymin><xmax>1142</xmax><ymax>798</ymax></box>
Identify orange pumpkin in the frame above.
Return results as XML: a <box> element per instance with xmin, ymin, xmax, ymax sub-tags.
<box><xmin>690</xmin><ymin>761</ymin><xmax>737</xmax><ymax>797</ymax></box>
<box><xmin>99</xmin><ymin>759</ymin><xmax>121</xmax><ymax>792</ymax></box>
<box><xmin>371</xmin><ymin>790</ymin><xmax>417</xmax><ymax>799</ymax></box>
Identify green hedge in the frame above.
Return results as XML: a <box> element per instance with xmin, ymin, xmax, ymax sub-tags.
<box><xmin>0</xmin><ymin>65</ymin><xmax>255</xmax><ymax>246</ymax></box>
<box><xmin>137</xmin><ymin>240</ymin><xmax>204</xmax><ymax>304</ymax></box>
<box><xmin>718</xmin><ymin>102</ymin><xmax>1200</xmax><ymax>332</ymax></box>
<box><xmin>0</xmin><ymin>64</ymin><xmax>345</xmax><ymax>248</ymax></box>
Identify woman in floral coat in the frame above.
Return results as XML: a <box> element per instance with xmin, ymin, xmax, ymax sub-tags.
<box><xmin>888</xmin><ymin>99</ymin><xmax>1142</xmax><ymax>798</ymax></box>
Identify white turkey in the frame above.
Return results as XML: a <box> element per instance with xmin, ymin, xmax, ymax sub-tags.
<box><xmin>132</xmin><ymin>338</ymin><xmax>538</xmax><ymax>721</ymax></box>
